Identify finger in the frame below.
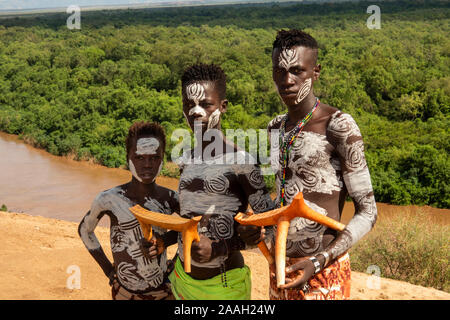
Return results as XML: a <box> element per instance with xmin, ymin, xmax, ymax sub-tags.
<box><xmin>279</xmin><ymin>277</ymin><xmax>306</xmax><ymax>290</ymax></box>
<box><xmin>285</xmin><ymin>261</ymin><xmax>308</xmax><ymax>274</ymax></box>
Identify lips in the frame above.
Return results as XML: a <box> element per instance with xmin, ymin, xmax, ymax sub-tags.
<box><xmin>280</xmin><ymin>91</ymin><xmax>297</xmax><ymax>98</ymax></box>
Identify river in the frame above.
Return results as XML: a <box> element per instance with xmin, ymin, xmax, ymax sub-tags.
<box><xmin>0</xmin><ymin>131</ymin><xmax>448</xmax><ymax>225</ymax></box>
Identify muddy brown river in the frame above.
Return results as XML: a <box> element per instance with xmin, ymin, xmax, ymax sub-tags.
<box><xmin>0</xmin><ymin>132</ymin><xmax>448</xmax><ymax>225</ymax></box>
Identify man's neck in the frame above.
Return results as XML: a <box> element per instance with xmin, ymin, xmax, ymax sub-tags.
<box><xmin>286</xmin><ymin>93</ymin><xmax>317</xmax><ymax>126</ymax></box>
<box><xmin>126</xmin><ymin>178</ymin><xmax>157</xmax><ymax>201</ymax></box>
<box><xmin>193</xmin><ymin>127</ymin><xmax>226</xmax><ymax>160</ymax></box>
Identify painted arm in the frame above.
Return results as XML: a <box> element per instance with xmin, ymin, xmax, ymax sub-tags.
<box><xmin>236</xmin><ymin>163</ymin><xmax>276</xmax><ymax>249</ymax></box>
<box><xmin>279</xmin><ymin>112</ymin><xmax>377</xmax><ymax>290</ymax></box>
<box><xmin>78</xmin><ymin>197</ymin><xmax>115</xmax><ymax>282</ymax></box>
<box><xmin>322</xmin><ymin>112</ymin><xmax>378</xmax><ymax>266</ymax></box>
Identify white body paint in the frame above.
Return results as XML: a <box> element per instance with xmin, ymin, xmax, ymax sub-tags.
<box><xmin>136</xmin><ymin>137</ymin><xmax>159</xmax><ymax>155</ymax></box>
<box><xmin>128</xmin><ymin>159</ymin><xmax>142</xmax><ymax>182</ymax></box>
<box><xmin>79</xmin><ymin>187</ymin><xmax>173</xmax><ymax>291</ymax></box>
<box><xmin>268</xmin><ymin>110</ymin><xmax>377</xmax><ymax>257</ymax></box>
<box><xmin>278</xmin><ymin>48</ymin><xmax>297</xmax><ymax>70</ymax></box>
<box><xmin>177</xmin><ymin>150</ymin><xmax>274</xmax><ymax>267</ymax></box>
<box><xmin>185</xmin><ymin>82</ymin><xmax>221</xmax><ymax>130</ymax></box>
<box><xmin>295</xmin><ymin>77</ymin><xmax>312</xmax><ymax>104</ymax></box>
<box><xmin>277</xmin><ymin>47</ymin><xmax>313</xmax><ymax>104</ymax></box>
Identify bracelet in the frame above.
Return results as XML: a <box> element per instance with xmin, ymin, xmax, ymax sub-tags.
<box><xmin>309</xmin><ymin>256</ymin><xmax>321</xmax><ymax>275</ymax></box>
<box><xmin>317</xmin><ymin>251</ymin><xmax>330</xmax><ymax>267</ymax></box>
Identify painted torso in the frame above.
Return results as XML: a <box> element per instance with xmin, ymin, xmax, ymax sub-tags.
<box><xmin>177</xmin><ymin>150</ymin><xmax>274</xmax><ymax>268</ymax></box>
<box><xmin>82</xmin><ymin>186</ymin><xmax>179</xmax><ymax>293</ymax></box>
<box><xmin>268</xmin><ymin>110</ymin><xmax>376</xmax><ymax>257</ymax></box>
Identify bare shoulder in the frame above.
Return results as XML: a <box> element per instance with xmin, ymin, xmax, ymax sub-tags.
<box><xmin>267</xmin><ymin>114</ymin><xmax>285</xmax><ymax>132</ymax></box>
<box><xmin>316</xmin><ymin>102</ymin><xmax>340</xmax><ymax>121</ymax></box>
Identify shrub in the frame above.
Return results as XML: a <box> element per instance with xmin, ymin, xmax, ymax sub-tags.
<box><xmin>350</xmin><ymin>210</ymin><xmax>450</xmax><ymax>292</ymax></box>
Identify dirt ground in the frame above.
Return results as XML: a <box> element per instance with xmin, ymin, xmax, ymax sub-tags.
<box><xmin>0</xmin><ymin>211</ymin><xmax>448</xmax><ymax>300</ymax></box>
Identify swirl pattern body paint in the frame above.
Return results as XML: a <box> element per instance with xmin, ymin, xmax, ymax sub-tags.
<box><xmin>267</xmin><ymin>111</ymin><xmax>377</xmax><ymax>258</ymax></box>
<box><xmin>79</xmin><ymin>186</ymin><xmax>179</xmax><ymax>293</ymax></box>
<box><xmin>176</xmin><ymin>150</ymin><xmax>275</xmax><ymax>268</ymax></box>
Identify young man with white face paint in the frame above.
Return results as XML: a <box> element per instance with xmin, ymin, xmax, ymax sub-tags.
<box><xmin>265</xmin><ymin>30</ymin><xmax>377</xmax><ymax>300</ymax></box>
<box><xmin>164</xmin><ymin>64</ymin><xmax>275</xmax><ymax>300</ymax></box>
<box><xmin>78</xmin><ymin>122</ymin><xmax>179</xmax><ymax>300</ymax></box>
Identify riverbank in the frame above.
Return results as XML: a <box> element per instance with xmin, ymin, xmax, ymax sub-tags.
<box><xmin>1</xmin><ymin>210</ymin><xmax>449</xmax><ymax>300</ymax></box>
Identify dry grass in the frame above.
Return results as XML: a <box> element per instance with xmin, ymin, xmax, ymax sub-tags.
<box><xmin>350</xmin><ymin>210</ymin><xmax>449</xmax><ymax>292</ymax></box>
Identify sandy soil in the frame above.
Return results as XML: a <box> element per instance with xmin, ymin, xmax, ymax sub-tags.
<box><xmin>0</xmin><ymin>211</ymin><xmax>448</xmax><ymax>300</ymax></box>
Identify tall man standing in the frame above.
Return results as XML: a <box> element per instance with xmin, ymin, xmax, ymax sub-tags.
<box><xmin>266</xmin><ymin>29</ymin><xmax>377</xmax><ymax>300</ymax></box>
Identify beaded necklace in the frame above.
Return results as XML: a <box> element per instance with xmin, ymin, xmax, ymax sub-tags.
<box><xmin>279</xmin><ymin>97</ymin><xmax>320</xmax><ymax>207</ymax></box>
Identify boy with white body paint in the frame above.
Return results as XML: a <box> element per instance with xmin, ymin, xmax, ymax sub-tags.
<box><xmin>78</xmin><ymin>122</ymin><xmax>179</xmax><ymax>300</ymax></box>
<box><xmin>165</xmin><ymin>64</ymin><xmax>275</xmax><ymax>300</ymax></box>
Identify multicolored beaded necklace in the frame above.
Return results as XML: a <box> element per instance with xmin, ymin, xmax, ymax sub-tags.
<box><xmin>279</xmin><ymin>97</ymin><xmax>320</xmax><ymax>207</ymax></box>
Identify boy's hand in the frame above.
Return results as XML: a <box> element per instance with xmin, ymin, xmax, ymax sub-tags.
<box><xmin>237</xmin><ymin>225</ymin><xmax>264</xmax><ymax>246</ymax></box>
<box><xmin>140</xmin><ymin>236</ymin><xmax>164</xmax><ymax>259</ymax></box>
<box><xmin>191</xmin><ymin>235</ymin><xmax>213</xmax><ymax>263</ymax></box>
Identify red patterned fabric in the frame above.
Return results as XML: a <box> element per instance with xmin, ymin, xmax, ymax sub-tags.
<box><xmin>269</xmin><ymin>253</ymin><xmax>351</xmax><ymax>300</ymax></box>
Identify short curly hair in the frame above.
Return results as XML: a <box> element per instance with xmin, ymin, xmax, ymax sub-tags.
<box><xmin>273</xmin><ymin>29</ymin><xmax>319</xmax><ymax>62</ymax></box>
<box><xmin>181</xmin><ymin>63</ymin><xmax>227</xmax><ymax>99</ymax></box>
<box><xmin>125</xmin><ymin>121</ymin><xmax>166</xmax><ymax>159</ymax></box>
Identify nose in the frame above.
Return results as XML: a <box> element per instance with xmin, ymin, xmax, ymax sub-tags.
<box><xmin>282</xmin><ymin>71</ymin><xmax>296</xmax><ymax>87</ymax></box>
<box><xmin>189</xmin><ymin>105</ymin><xmax>207</xmax><ymax>119</ymax></box>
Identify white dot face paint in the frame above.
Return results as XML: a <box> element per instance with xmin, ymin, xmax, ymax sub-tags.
<box><xmin>136</xmin><ymin>137</ymin><xmax>160</xmax><ymax>155</ymax></box>
<box><xmin>128</xmin><ymin>159</ymin><xmax>143</xmax><ymax>182</ymax></box>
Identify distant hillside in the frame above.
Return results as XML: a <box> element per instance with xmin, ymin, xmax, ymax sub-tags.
<box><xmin>0</xmin><ymin>0</ymin><xmax>448</xmax><ymax>208</ymax></box>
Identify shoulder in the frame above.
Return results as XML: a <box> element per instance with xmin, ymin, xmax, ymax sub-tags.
<box><xmin>267</xmin><ymin>114</ymin><xmax>286</xmax><ymax>132</ymax></box>
<box><xmin>93</xmin><ymin>185</ymin><xmax>125</xmax><ymax>202</ymax></box>
<box><xmin>326</xmin><ymin>110</ymin><xmax>361</xmax><ymax>140</ymax></box>
<box><xmin>90</xmin><ymin>185</ymin><xmax>126</xmax><ymax>214</ymax></box>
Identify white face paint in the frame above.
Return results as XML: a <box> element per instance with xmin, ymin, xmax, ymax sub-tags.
<box><xmin>207</xmin><ymin>108</ymin><xmax>221</xmax><ymax>129</ymax></box>
<box><xmin>278</xmin><ymin>48</ymin><xmax>297</xmax><ymax>70</ymax></box>
<box><xmin>136</xmin><ymin>137</ymin><xmax>160</xmax><ymax>155</ymax></box>
<box><xmin>295</xmin><ymin>77</ymin><xmax>312</xmax><ymax>104</ymax></box>
<box><xmin>128</xmin><ymin>159</ymin><xmax>142</xmax><ymax>182</ymax></box>
<box><xmin>186</xmin><ymin>82</ymin><xmax>206</xmax><ymax>112</ymax></box>
<box><xmin>185</xmin><ymin>82</ymin><xmax>221</xmax><ymax>129</ymax></box>
<box><xmin>278</xmin><ymin>48</ymin><xmax>313</xmax><ymax>104</ymax></box>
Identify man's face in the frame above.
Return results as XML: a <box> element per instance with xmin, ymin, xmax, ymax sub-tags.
<box><xmin>272</xmin><ymin>46</ymin><xmax>320</xmax><ymax>107</ymax></box>
<box><xmin>128</xmin><ymin>135</ymin><xmax>163</xmax><ymax>184</ymax></box>
<box><xmin>182</xmin><ymin>81</ymin><xmax>226</xmax><ymax>132</ymax></box>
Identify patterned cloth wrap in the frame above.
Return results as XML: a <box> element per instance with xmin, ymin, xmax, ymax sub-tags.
<box><xmin>269</xmin><ymin>252</ymin><xmax>351</xmax><ymax>300</ymax></box>
<box><xmin>168</xmin><ymin>257</ymin><xmax>251</xmax><ymax>300</ymax></box>
<box><xmin>111</xmin><ymin>278</ymin><xmax>174</xmax><ymax>300</ymax></box>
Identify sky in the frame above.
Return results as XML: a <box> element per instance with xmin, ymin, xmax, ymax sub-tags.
<box><xmin>0</xmin><ymin>1</ymin><xmax>208</xmax><ymax>11</ymax></box>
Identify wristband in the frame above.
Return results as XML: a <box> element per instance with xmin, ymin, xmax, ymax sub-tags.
<box><xmin>317</xmin><ymin>251</ymin><xmax>330</xmax><ymax>268</ymax></box>
<box><xmin>309</xmin><ymin>256</ymin><xmax>321</xmax><ymax>275</ymax></box>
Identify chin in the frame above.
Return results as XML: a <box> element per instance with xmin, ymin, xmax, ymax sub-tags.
<box><xmin>281</xmin><ymin>97</ymin><xmax>298</xmax><ymax>108</ymax></box>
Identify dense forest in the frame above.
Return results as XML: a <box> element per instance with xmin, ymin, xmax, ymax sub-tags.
<box><xmin>0</xmin><ymin>0</ymin><xmax>448</xmax><ymax>208</ymax></box>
